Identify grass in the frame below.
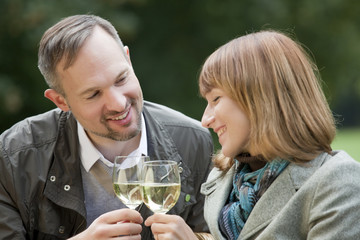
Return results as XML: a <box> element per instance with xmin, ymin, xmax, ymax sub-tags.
<box><xmin>331</xmin><ymin>128</ymin><xmax>360</xmax><ymax>161</ymax></box>
<box><xmin>211</xmin><ymin>127</ymin><xmax>360</xmax><ymax>161</ymax></box>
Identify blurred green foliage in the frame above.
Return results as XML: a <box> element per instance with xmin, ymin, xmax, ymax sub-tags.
<box><xmin>1</xmin><ymin>0</ymin><xmax>360</xmax><ymax>133</ymax></box>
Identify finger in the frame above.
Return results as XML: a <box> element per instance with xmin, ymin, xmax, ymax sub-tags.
<box><xmin>90</xmin><ymin>221</ymin><xmax>143</xmax><ymax>238</ymax></box>
<box><xmin>150</xmin><ymin>222</ymin><xmax>176</xmax><ymax>235</ymax></box>
<box><xmin>145</xmin><ymin>213</ymin><xmax>182</xmax><ymax>226</ymax></box>
<box><xmin>117</xmin><ymin>234</ymin><xmax>141</xmax><ymax>240</ymax></box>
<box><xmin>144</xmin><ymin>215</ymin><xmax>154</xmax><ymax>226</ymax></box>
<box><xmin>148</xmin><ymin>217</ymin><xmax>190</xmax><ymax>239</ymax></box>
<box><xmin>97</xmin><ymin>209</ymin><xmax>143</xmax><ymax>224</ymax></box>
<box><xmin>145</xmin><ymin>213</ymin><xmax>168</xmax><ymax>226</ymax></box>
<box><xmin>155</xmin><ymin>232</ymin><xmax>174</xmax><ymax>240</ymax></box>
<box><xmin>116</xmin><ymin>221</ymin><xmax>143</xmax><ymax>236</ymax></box>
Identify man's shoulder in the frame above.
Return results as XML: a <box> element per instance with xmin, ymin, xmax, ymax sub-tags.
<box><xmin>143</xmin><ymin>101</ymin><xmax>205</xmax><ymax>131</ymax></box>
<box><xmin>0</xmin><ymin>109</ymin><xmax>67</xmax><ymax>153</ymax></box>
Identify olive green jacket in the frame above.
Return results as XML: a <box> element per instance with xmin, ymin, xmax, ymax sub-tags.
<box><xmin>201</xmin><ymin>151</ymin><xmax>360</xmax><ymax>240</ymax></box>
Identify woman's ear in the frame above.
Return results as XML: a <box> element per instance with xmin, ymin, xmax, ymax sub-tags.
<box><xmin>44</xmin><ymin>89</ymin><xmax>70</xmax><ymax>112</ymax></box>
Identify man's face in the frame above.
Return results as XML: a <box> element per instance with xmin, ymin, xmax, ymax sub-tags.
<box><xmin>56</xmin><ymin>26</ymin><xmax>143</xmax><ymax>143</ymax></box>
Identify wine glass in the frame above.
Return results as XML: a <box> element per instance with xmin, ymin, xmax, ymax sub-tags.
<box><xmin>112</xmin><ymin>155</ymin><xmax>149</xmax><ymax>210</ymax></box>
<box><xmin>142</xmin><ymin>160</ymin><xmax>181</xmax><ymax>214</ymax></box>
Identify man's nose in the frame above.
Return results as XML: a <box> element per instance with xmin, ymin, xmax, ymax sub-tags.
<box><xmin>105</xmin><ymin>88</ymin><xmax>127</xmax><ymax>111</ymax></box>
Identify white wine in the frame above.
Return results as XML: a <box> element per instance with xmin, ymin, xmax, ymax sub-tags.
<box><xmin>113</xmin><ymin>182</ymin><xmax>143</xmax><ymax>209</ymax></box>
<box><xmin>142</xmin><ymin>183</ymin><xmax>181</xmax><ymax>213</ymax></box>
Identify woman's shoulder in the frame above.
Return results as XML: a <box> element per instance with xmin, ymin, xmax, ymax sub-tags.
<box><xmin>321</xmin><ymin>150</ymin><xmax>360</xmax><ymax>174</ymax></box>
<box><xmin>301</xmin><ymin>150</ymin><xmax>360</xmax><ymax>190</ymax></box>
<box><xmin>289</xmin><ymin>151</ymin><xmax>359</xmax><ymax>176</ymax></box>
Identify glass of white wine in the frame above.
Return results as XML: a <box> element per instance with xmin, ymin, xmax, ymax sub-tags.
<box><xmin>142</xmin><ymin>160</ymin><xmax>181</xmax><ymax>214</ymax></box>
<box><xmin>112</xmin><ymin>155</ymin><xmax>149</xmax><ymax>210</ymax></box>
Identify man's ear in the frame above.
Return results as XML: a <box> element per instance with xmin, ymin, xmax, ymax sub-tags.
<box><xmin>124</xmin><ymin>46</ymin><xmax>132</xmax><ymax>66</ymax></box>
<box><xmin>44</xmin><ymin>89</ymin><xmax>70</xmax><ymax>112</ymax></box>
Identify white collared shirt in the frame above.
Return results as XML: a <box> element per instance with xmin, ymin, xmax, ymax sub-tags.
<box><xmin>77</xmin><ymin>114</ymin><xmax>148</xmax><ymax>172</ymax></box>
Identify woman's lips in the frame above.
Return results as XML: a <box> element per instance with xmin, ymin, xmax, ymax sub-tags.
<box><xmin>216</xmin><ymin>126</ymin><xmax>226</xmax><ymax>137</ymax></box>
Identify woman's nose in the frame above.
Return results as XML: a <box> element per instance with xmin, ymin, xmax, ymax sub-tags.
<box><xmin>201</xmin><ymin>107</ymin><xmax>215</xmax><ymax>128</ymax></box>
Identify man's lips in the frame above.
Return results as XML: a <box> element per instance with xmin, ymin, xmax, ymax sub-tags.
<box><xmin>110</xmin><ymin>109</ymin><xmax>129</xmax><ymax>120</ymax></box>
<box><xmin>106</xmin><ymin>106</ymin><xmax>133</xmax><ymax>127</ymax></box>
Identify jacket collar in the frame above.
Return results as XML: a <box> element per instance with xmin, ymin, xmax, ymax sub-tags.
<box><xmin>201</xmin><ymin>167</ymin><xmax>235</xmax><ymax>240</ymax></box>
<box><xmin>44</xmin><ymin>111</ymin><xmax>86</xmax><ymax>218</ymax></box>
<box><xmin>142</xmin><ymin>101</ymin><xmax>182</xmax><ymax>163</ymax></box>
<box><xmin>239</xmin><ymin>152</ymin><xmax>330</xmax><ymax>239</ymax></box>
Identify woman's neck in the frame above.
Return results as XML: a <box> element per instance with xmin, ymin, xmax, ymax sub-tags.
<box><xmin>235</xmin><ymin>153</ymin><xmax>266</xmax><ymax>171</ymax></box>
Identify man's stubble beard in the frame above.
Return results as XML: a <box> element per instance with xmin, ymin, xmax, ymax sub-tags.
<box><xmin>95</xmin><ymin>101</ymin><xmax>142</xmax><ymax>141</ymax></box>
<box><xmin>95</xmin><ymin>115</ymin><xmax>142</xmax><ymax>142</ymax></box>
<box><xmin>71</xmin><ymin>99</ymin><xmax>143</xmax><ymax>142</ymax></box>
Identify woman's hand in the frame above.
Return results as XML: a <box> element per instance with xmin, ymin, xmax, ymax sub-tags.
<box><xmin>145</xmin><ymin>213</ymin><xmax>198</xmax><ymax>240</ymax></box>
<box><xmin>69</xmin><ymin>209</ymin><xmax>143</xmax><ymax>240</ymax></box>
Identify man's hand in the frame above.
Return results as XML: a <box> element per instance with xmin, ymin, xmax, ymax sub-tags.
<box><xmin>70</xmin><ymin>209</ymin><xmax>143</xmax><ymax>240</ymax></box>
<box><xmin>145</xmin><ymin>213</ymin><xmax>197</xmax><ymax>240</ymax></box>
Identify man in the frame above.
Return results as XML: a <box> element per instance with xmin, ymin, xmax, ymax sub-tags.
<box><xmin>0</xmin><ymin>15</ymin><xmax>213</xmax><ymax>239</ymax></box>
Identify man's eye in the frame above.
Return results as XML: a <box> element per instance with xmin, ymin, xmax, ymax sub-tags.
<box><xmin>115</xmin><ymin>77</ymin><xmax>125</xmax><ymax>84</ymax></box>
<box><xmin>87</xmin><ymin>91</ymin><xmax>99</xmax><ymax>99</ymax></box>
<box><xmin>115</xmin><ymin>74</ymin><xmax>127</xmax><ymax>85</ymax></box>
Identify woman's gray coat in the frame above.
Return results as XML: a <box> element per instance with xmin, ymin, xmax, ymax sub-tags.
<box><xmin>201</xmin><ymin>151</ymin><xmax>360</xmax><ymax>240</ymax></box>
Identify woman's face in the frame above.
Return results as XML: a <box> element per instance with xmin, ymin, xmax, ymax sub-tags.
<box><xmin>201</xmin><ymin>87</ymin><xmax>251</xmax><ymax>158</ymax></box>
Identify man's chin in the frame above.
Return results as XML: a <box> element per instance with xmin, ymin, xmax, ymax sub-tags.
<box><xmin>94</xmin><ymin>129</ymin><xmax>141</xmax><ymax>142</ymax></box>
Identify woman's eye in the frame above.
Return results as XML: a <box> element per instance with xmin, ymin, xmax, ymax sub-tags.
<box><xmin>213</xmin><ymin>96</ymin><xmax>220</xmax><ymax>102</ymax></box>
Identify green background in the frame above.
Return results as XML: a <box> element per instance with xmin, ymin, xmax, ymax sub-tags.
<box><xmin>332</xmin><ymin>128</ymin><xmax>360</xmax><ymax>161</ymax></box>
<box><xmin>0</xmin><ymin>0</ymin><xmax>359</xmax><ymax>159</ymax></box>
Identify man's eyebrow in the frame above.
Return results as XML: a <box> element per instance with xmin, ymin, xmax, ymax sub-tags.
<box><xmin>79</xmin><ymin>71</ymin><xmax>127</xmax><ymax>97</ymax></box>
<box><xmin>116</xmin><ymin>68</ymin><xmax>128</xmax><ymax>79</ymax></box>
<box><xmin>79</xmin><ymin>86</ymin><xmax>99</xmax><ymax>97</ymax></box>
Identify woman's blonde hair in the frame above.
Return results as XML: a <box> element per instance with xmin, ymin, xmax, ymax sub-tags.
<box><xmin>199</xmin><ymin>30</ymin><xmax>336</xmax><ymax>171</ymax></box>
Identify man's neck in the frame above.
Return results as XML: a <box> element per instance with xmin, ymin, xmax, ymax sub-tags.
<box><xmin>88</xmin><ymin>133</ymin><xmax>141</xmax><ymax>162</ymax></box>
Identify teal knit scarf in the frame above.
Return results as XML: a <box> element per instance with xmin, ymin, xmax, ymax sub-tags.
<box><xmin>218</xmin><ymin>156</ymin><xmax>289</xmax><ymax>239</ymax></box>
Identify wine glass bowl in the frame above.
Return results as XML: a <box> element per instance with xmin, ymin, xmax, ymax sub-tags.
<box><xmin>112</xmin><ymin>155</ymin><xmax>148</xmax><ymax>210</ymax></box>
<box><xmin>142</xmin><ymin>160</ymin><xmax>181</xmax><ymax>214</ymax></box>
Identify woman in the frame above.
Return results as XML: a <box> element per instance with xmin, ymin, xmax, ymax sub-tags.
<box><xmin>199</xmin><ymin>30</ymin><xmax>360</xmax><ymax>239</ymax></box>
<box><xmin>145</xmin><ymin>30</ymin><xmax>360</xmax><ymax>240</ymax></box>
